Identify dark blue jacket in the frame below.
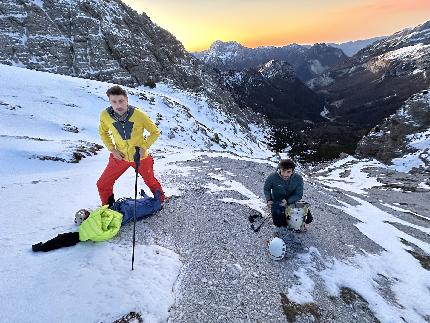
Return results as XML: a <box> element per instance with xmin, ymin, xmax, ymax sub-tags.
<box><xmin>263</xmin><ymin>171</ymin><xmax>303</xmax><ymax>205</ymax></box>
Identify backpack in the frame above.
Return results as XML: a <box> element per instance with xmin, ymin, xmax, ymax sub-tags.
<box><xmin>111</xmin><ymin>190</ymin><xmax>162</xmax><ymax>225</ymax></box>
<box><xmin>285</xmin><ymin>201</ymin><xmax>312</xmax><ymax>231</ymax></box>
<box><xmin>271</xmin><ymin>201</ymin><xmax>312</xmax><ymax>231</ymax></box>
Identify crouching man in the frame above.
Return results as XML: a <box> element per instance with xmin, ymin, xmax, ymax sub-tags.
<box><xmin>264</xmin><ymin>159</ymin><xmax>305</xmax><ymax>230</ymax></box>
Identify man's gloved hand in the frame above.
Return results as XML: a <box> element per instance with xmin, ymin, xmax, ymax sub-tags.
<box><xmin>111</xmin><ymin>149</ymin><xmax>125</xmax><ymax>160</ymax></box>
<box><xmin>266</xmin><ymin>200</ymin><xmax>273</xmax><ymax>208</ymax></box>
<box><xmin>280</xmin><ymin>199</ymin><xmax>287</xmax><ymax>207</ymax></box>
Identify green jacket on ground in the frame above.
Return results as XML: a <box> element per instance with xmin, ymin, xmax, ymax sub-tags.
<box><xmin>79</xmin><ymin>205</ymin><xmax>123</xmax><ymax>242</ymax></box>
<box><xmin>263</xmin><ymin>171</ymin><xmax>304</xmax><ymax>205</ymax></box>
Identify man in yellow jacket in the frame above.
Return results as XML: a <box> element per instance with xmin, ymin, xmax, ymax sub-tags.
<box><xmin>97</xmin><ymin>85</ymin><xmax>165</xmax><ymax>205</ymax></box>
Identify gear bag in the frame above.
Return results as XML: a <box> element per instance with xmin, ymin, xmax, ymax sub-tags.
<box><xmin>271</xmin><ymin>201</ymin><xmax>312</xmax><ymax>231</ymax></box>
<box><xmin>111</xmin><ymin>190</ymin><xmax>162</xmax><ymax>225</ymax></box>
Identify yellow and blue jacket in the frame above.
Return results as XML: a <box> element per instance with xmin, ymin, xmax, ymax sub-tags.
<box><xmin>98</xmin><ymin>106</ymin><xmax>160</xmax><ymax>162</ymax></box>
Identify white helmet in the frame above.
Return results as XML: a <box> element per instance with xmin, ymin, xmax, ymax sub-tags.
<box><xmin>74</xmin><ymin>209</ymin><xmax>90</xmax><ymax>225</ymax></box>
<box><xmin>268</xmin><ymin>237</ymin><xmax>287</xmax><ymax>261</ymax></box>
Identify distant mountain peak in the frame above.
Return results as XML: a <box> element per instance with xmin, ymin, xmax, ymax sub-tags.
<box><xmin>328</xmin><ymin>36</ymin><xmax>387</xmax><ymax>56</ymax></box>
<box><xmin>210</xmin><ymin>40</ymin><xmax>244</xmax><ymax>50</ymax></box>
<box><xmin>258</xmin><ymin>60</ymin><xmax>295</xmax><ymax>79</ymax></box>
<box><xmin>195</xmin><ymin>40</ymin><xmax>348</xmax><ymax>81</ymax></box>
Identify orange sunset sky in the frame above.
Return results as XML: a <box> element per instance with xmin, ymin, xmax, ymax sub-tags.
<box><xmin>122</xmin><ymin>0</ymin><xmax>430</xmax><ymax>52</ymax></box>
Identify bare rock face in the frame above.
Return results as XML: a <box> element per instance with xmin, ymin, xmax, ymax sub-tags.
<box><xmin>0</xmin><ymin>0</ymin><xmax>255</xmax><ymax>126</ymax></box>
<box><xmin>356</xmin><ymin>89</ymin><xmax>430</xmax><ymax>166</ymax></box>
<box><xmin>1</xmin><ymin>0</ymin><xmax>185</xmax><ymax>85</ymax></box>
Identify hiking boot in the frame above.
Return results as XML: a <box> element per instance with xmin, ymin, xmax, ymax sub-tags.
<box><xmin>107</xmin><ymin>194</ymin><xmax>115</xmax><ymax>208</ymax></box>
<box><xmin>32</xmin><ymin>242</ymin><xmax>44</xmax><ymax>252</ymax></box>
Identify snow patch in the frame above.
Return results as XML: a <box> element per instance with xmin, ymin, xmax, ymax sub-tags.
<box><xmin>321</xmin><ymin>195</ymin><xmax>430</xmax><ymax>322</ymax></box>
<box><xmin>315</xmin><ymin>156</ymin><xmax>386</xmax><ymax>194</ymax></box>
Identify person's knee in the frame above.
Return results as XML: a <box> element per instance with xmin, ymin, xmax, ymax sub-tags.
<box><xmin>97</xmin><ymin>176</ymin><xmax>114</xmax><ymax>189</ymax></box>
<box><xmin>96</xmin><ymin>178</ymin><xmax>104</xmax><ymax>189</ymax></box>
<box><xmin>142</xmin><ymin>170</ymin><xmax>157</xmax><ymax>181</ymax></box>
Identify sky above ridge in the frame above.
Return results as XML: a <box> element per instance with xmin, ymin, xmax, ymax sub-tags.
<box><xmin>121</xmin><ymin>0</ymin><xmax>430</xmax><ymax>52</ymax></box>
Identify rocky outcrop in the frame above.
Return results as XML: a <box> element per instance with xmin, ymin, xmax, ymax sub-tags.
<box><xmin>1</xmin><ymin>0</ymin><xmax>192</xmax><ymax>86</ymax></box>
<box><xmin>356</xmin><ymin>89</ymin><xmax>430</xmax><ymax>171</ymax></box>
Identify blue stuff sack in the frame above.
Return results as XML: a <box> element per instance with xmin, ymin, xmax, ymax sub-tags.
<box><xmin>112</xmin><ymin>190</ymin><xmax>162</xmax><ymax>225</ymax></box>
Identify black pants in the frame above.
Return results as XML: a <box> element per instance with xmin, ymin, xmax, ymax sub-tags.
<box><xmin>32</xmin><ymin>232</ymin><xmax>80</xmax><ymax>252</ymax></box>
<box><xmin>271</xmin><ymin>203</ymin><xmax>288</xmax><ymax>227</ymax></box>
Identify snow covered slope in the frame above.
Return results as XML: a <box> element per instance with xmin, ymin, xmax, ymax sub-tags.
<box><xmin>0</xmin><ymin>64</ymin><xmax>270</xmax><ymax>323</ymax></box>
<box><xmin>0</xmin><ymin>63</ymin><xmax>270</xmax><ymax>183</ymax></box>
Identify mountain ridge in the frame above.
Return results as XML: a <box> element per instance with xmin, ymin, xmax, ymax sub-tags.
<box><xmin>195</xmin><ymin>40</ymin><xmax>349</xmax><ymax>82</ymax></box>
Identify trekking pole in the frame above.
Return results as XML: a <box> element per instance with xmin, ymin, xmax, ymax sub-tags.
<box><xmin>132</xmin><ymin>146</ymin><xmax>141</xmax><ymax>270</ymax></box>
<box><xmin>251</xmin><ymin>215</ymin><xmax>272</xmax><ymax>232</ymax></box>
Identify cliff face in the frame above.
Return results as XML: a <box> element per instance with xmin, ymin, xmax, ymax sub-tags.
<box><xmin>1</xmin><ymin>0</ymin><xmax>200</xmax><ymax>86</ymax></box>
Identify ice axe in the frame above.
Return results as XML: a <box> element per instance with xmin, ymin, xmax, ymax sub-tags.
<box><xmin>132</xmin><ymin>146</ymin><xmax>140</xmax><ymax>270</ymax></box>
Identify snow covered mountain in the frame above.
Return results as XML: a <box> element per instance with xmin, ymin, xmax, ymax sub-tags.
<box><xmin>195</xmin><ymin>41</ymin><xmax>349</xmax><ymax>82</ymax></box>
<box><xmin>0</xmin><ymin>0</ymin><xmax>253</xmax><ymax>126</ymax></box>
<box><xmin>306</xmin><ymin>20</ymin><xmax>430</xmax><ymax>159</ymax></box>
<box><xmin>357</xmin><ymin>21</ymin><xmax>430</xmax><ymax>60</ymax></box>
<box><xmin>311</xmin><ymin>20</ymin><xmax>430</xmax><ymax>127</ymax></box>
<box><xmin>356</xmin><ymin>89</ymin><xmax>430</xmax><ymax>173</ymax></box>
<box><xmin>328</xmin><ymin>36</ymin><xmax>386</xmax><ymax>56</ymax></box>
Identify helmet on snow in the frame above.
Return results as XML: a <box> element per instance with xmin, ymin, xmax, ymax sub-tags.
<box><xmin>74</xmin><ymin>209</ymin><xmax>90</xmax><ymax>225</ymax></box>
<box><xmin>268</xmin><ymin>237</ymin><xmax>287</xmax><ymax>261</ymax></box>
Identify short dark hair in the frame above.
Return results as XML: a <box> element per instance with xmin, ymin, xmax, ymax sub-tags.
<box><xmin>279</xmin><ymin>159</ymin><xmax>296</xmax><ymax>171</ymax></box>
<box><xmin>106</xmin><ymin>85</ymin><xmax>127</xmax><ymax>97</ymax></box>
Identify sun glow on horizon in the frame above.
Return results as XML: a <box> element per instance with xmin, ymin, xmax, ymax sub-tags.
<box><xmin>122</xmin><ymin>0</ymin><xmax>430</xmax><ymax>51</ymax></box>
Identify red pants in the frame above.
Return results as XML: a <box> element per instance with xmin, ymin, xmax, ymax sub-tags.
<box><xmin>97</xmin><ymin>154</ymin><xmax>164</xmax><ymax>205</ymax></box>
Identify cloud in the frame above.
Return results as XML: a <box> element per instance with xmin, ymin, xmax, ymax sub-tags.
<box><xmin>355</xmin><ymin>0</ymin><xmax>430</xmax><ymax>13</ymax></box>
